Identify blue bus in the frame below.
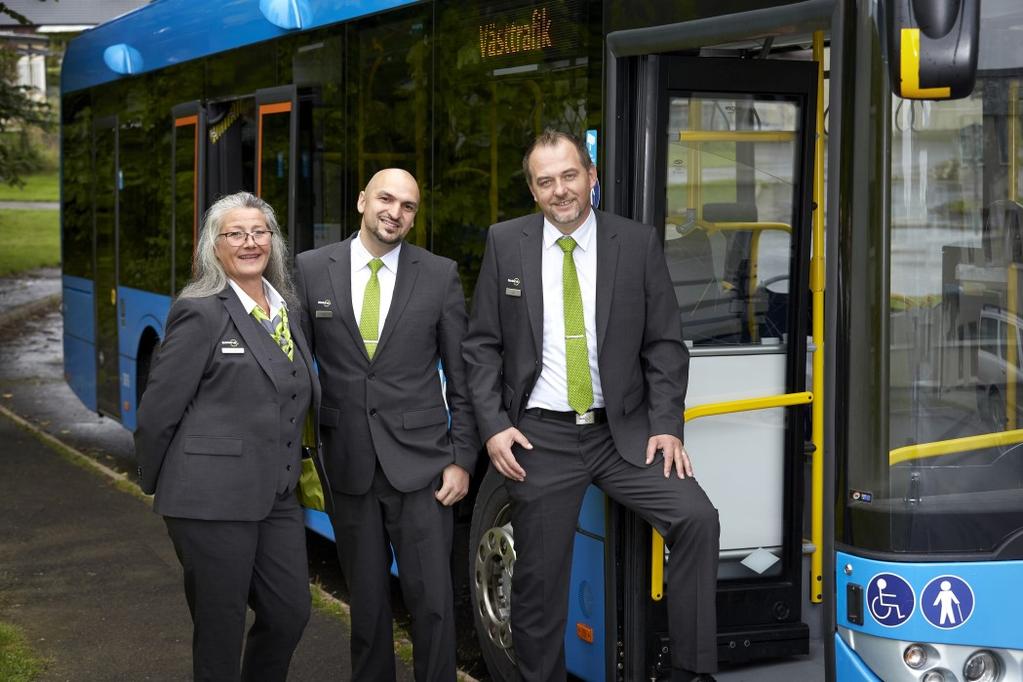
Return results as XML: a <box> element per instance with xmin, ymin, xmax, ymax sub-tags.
<box><xmin>60</xmin><ymin>0</ymin><xmax>1023</xmax><ymax>679</ymax></box>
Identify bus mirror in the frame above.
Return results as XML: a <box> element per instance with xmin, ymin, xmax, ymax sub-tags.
<box><xmin>885</xmin><ymin>0</ymin><xmax>979</xmax><ymax>100</ymax></box>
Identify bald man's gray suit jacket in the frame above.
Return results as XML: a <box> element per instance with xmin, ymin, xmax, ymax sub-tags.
<box><xmin>294</xmin><ymin>235</ymin><xmax>479</xmax><ymax>495</ymax></box>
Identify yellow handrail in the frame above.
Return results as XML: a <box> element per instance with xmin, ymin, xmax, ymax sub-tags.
<box><xmin>650</xmin><ymin>391</ymin><xmax>814</xmax><ymax>600</ymax></box>
<box><xmin>810</xmin><ymin>29</ymin><xmax>827</xmax><ymax>604</ymax></box>
<box><xmin>680</xmin><ymin>130</ymin><xmax>795</xmax><ymax>143</ymax></box>
<box><xmin>888</xmin><ymin>428</ymin><xmax>1023</xmax><ymax>466</ymax></box>
<box><xmin>700</xmin><ymin>221</ymin><xmax>792</xmax><ymax>234</ymax></box>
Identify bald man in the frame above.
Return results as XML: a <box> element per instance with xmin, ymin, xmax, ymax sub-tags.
<box><xmin>295</xmin><ymin>169</ymin><xmax>478</xmax><ymax>681</ymax></box>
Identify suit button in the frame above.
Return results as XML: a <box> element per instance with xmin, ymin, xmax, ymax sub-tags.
<box><xmin>368</xmin><ymin>373</ymin><xmax>375</xmax><ymax>380</ymax></box>
<box><xmin>291</xmin><ymin>394</ymin><xmax>297</xmax><ymax>400</ymax></box>
<box><xmin>290</xmin><ymin>417</ymin><xmax>296</xmax><ymax>424</ymax></box>
<box><xmin>369</xmin><ymin>408</ymin><xmax>377</xmax><ymax>417</ymax></box>
<box><xmin>292</xmin><ymin>370</ymin><xmax>298</xmax><ymax>377</ymax></box>
<box><xmin>287</xmin><ymin>441</ymin><xmax>293</xmax><ymax>447</ymax></box>
<box><xmin>286</xmin><ymin>464</ymin><xmax>292</xmax><ymax>471</ymax></box>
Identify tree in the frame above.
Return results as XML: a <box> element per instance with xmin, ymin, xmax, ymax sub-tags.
<box><xmin>1</xmin><ymin>1</ymin><xmax>54</xmax><ymax>187</ymax></box>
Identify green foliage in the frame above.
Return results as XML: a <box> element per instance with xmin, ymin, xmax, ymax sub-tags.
<box><xmin>1</xmin><ymin>41</ymin><xmax>55</xmax><ymax>187</ymax></box>
<box><xmin>0</xmin><ymin>209</ymin><xmax>60</xmax><ymax>276</ymax></box>
<box><xmin>0</xmin><ymin>621</ymin><xmax>44</xmax><ymax>682</ymax></box>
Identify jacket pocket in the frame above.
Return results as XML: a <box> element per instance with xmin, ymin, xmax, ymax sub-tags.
<box><xmin>183</xmin><ymin>436</ymin><xmax>243</xmax><ymax>456</ymax></box>
<box><xmin>402</xmin><ymin>405</ymin><xmax>449</xmax><ymax>430</ymax></box>
<box><xmin>320</xmin><ymin>406</ymin><xmax>340</xmax><ymax>428</ymax></box>
<box><xmin>622</xmin><ymin>385</ymin><xmax>645</xmax><ymax>415</ymax></box>
<box><xmin>502</xmin><ymin>383</ymin><xmax>516</xmax><ymax>411</ymax></box>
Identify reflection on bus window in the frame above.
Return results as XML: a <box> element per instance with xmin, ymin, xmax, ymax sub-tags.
<box><xmin>875</xmin><ymin>22</ymin><xmax>1023</xmax><ymax>552</ymax></box>
<box><xmin>664</xmin><ymin>93</ymin><xmax>800</xmax><ymax>347</ymax></box>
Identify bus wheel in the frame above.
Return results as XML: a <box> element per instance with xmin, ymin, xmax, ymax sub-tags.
<box><xmin>469</xmin><ymin>467</ymin><xmax>517</xmax><ymax>681</ymax></box>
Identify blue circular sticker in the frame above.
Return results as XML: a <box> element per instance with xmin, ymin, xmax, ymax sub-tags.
<box><xmin>920</xmin><ymin>575</ymin><xmax>974</xmax><ymax>629</ymax></box>
<box><xmin>866</xmin><ymin>573</ymin><xmax>915</xmax><ymax>627</ymax></box>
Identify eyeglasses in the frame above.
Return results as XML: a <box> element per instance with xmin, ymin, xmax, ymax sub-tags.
<box><xmin>217</xmin><ymin>229</ymin><xmax>272</xmax><ymax>246</ymax></box>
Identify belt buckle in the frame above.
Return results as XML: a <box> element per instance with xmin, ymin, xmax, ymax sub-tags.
<box><xmin>575</xmin><ymin>411</ymin><xmax>595</xmax><ymax>425</ymax></box>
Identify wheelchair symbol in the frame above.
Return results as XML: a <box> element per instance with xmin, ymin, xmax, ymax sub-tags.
<box><xmin>867</xmin><ymin>573</ymin><xmax>914</xmax><ymax>627</ymax></box>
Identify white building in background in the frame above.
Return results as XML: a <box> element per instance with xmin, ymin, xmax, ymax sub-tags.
<box><xmin>1</xmin><ymin>0</ymin><xmax>149</xmax><ymax>98</ymax></box>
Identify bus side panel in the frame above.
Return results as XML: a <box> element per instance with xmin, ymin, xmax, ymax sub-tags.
<box><xmin>836</xmin><ymin>551</ymin><xmax>1023</xmax><ymax>648</ymax></box>
<box><xmin>63</xmin><ymin>275</ymin><xmax>95</xmax><ymax>412</ymax></box>
<box><xmin>835</xmin><ymin>634</ymin><xmax>882</xmax><ymax>681</ymax></box>
<box><xmin>116</xmin><ymin>287</ymin><xmax>172</xmax><ymax>431</ymax></box>
<box><xmin>566</xmin><ymin>486</ymin><xmax>607</xmax><ymax>681</ymax></box>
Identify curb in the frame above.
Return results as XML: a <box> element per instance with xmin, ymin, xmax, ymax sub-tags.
<box><xmin>0</xmin><ymin>403</ymin><xmax>481</xmax><ymax>682</ymax></box>
<box><xmin>0</xmin><ymin>293</ymin><xmax>61</xmax><ymax>331</ymax></box>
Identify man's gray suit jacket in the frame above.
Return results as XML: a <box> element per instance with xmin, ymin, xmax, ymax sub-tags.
<box><xmin>134</xmin><ymin>288</ymin><xmax>322</xmax><ymax>520</ymax></box>
<box><xmin>294</xmin><ymin>236</ymin><xmax>479</xmax><ymax>496</ymax></box>
<box><xmin>462</xmin><ymin>209</ymin><xmax>689</xmax><ymax>464</ymax></box>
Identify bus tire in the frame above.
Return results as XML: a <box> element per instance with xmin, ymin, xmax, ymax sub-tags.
<box><xmin>469</xmin><ymin>467</ymin><xmax>518</xmax><ymax>681</ymax></box>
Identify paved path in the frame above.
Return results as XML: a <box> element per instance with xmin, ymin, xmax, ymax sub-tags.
<box><xmin>0</xmin><ymin>201</ymin><xmax>59</xmax><ymax>210</ymax></box>
<box><xmin>0</xmin><ymin>268</ymin><xmax>421</xmax><ymax>681</ymax></box>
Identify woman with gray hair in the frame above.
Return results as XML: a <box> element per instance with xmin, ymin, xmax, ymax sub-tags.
<box><xmin>134</xmin><ymin>191</ymin><xmax>321</xmax><ymax>682</ymax></box>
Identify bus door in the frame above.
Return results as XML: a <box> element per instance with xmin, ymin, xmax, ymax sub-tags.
<box><xmin>171</xmin><ymin>102</ymin><xmax>205</xmax><ymax>294</ymax></box>
<box><xmin>255</xmin><ymin>86</ymin><xmax>298</xmax><ymax>256</ymax></box>
<box><xmin>611</xmin><ymin>57</ymin><xmax>818</xmax><ymax>677</ymax></box>
<box><xmin>92</xmin><ymin>115</ymin><xmax>121</xmax><ymax>419</ymax></box>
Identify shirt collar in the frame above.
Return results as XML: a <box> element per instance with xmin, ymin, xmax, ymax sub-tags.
<box><xmin>542</xmin><ymin>207</ymin><xmax>596</xmax><ymax>252</ymax></box>
<box><xmin>228</xmin><ymin>277</ymin><xmax>286</xmax><ymax>316</ymax></box>
<box><xmin>352</xmin><ymin>233</ymin><xmax>402</xmax><ymax>273</ymax></box>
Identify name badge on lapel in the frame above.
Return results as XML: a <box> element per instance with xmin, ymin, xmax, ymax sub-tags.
<box><xmin>505</xmin><ymin>276</ymin><xmax>522</xmax><ymax>297</ymax></box>
<box><xmin>221</xmin><ymin>338</ymin><xmax>245</xmax><ymax>354</ymax></box>
<box><xmin>315</xmin><ymin>298</ymin><xmax>333</xmax><ymax>318</ymax></box>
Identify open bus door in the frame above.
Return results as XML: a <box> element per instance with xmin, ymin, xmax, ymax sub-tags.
<box><xmin>608</xmin><ymin>56</ymin><xmax>818</xmax><ymax>678</ymax></box>
<box><xmin>92</xmin><ymin>115</ymin><xmax>120</xmax><ymax>420</ymax></box>
<box><xmin>255</xmin><ymin>86</ymin><xmax>298</xmax><ymax>257</ymax></box>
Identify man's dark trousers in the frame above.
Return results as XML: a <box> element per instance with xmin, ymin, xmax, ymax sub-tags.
<box><xmin>507</xmin><ymin>413</ymin><xmax>719</xmax><ymax>682</ymax></box>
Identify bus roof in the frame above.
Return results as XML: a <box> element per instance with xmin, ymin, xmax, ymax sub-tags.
<box><xmin>61</xmin><ymin>0</ymin><xmax>418</xmax><ymax>94</ymax></box>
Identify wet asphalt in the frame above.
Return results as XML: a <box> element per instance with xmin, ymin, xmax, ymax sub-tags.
<box><xmin>0</xmin><ymin>269</ymin><xmax>426</xmax><ymax>681</ymax></box>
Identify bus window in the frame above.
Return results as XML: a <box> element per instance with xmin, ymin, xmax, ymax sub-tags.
<box><xmin>852</xmin><ymin>15</ymin><xmax>1023</xmax><ymax>553</ymax></box>
<box><xmin>664</xmin><ymin>93</ymin><xmax>800</xmax><ymax>346</ymax></box>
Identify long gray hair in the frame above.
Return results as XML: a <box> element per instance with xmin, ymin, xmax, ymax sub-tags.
<box><xmin>178</xmin><ymin>192</ymin><xmax>296</xmax><ymax>307</ymax></box>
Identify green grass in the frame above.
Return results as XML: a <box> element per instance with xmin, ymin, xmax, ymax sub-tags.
<box><xmin>0</xmin><ymin>622</ymin><xmax>44</xmax><ymax>682</ymax></box>
<box><xmin>0</xmin><ymin>172</ymin><xmax>59</xmax><ymax>202</ymax></box>
<box><xmin>0</xmin><ymin>210</ymin><xmax>60</xmax><ymax>276</ymax></box>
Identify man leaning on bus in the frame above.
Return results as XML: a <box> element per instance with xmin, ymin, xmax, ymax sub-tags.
<box><xmin>294</xmin><ymin>168</ymin><xmax>478</xmax><ymax>681</ymax></box>
<box><xmin>462</xmin><ymin>129</ymin><xmax>720</xmax><ymax>682</ymax></box>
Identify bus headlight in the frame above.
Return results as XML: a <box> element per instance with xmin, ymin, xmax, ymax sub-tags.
<box><xmin>963</xmin><ymin>650</ymin><xmax>1001</xmax><ymax>682</ymax></box>
<box><xmin>904</xmin><ymin>644</ymin><xmax>928</xmax><ymax>670</ymax></box>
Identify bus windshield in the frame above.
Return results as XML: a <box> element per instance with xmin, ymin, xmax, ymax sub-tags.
<box><xmin>849</xmin><ymin>0</ymin><xmax>1023</xmax><ymax>555</ymax></box>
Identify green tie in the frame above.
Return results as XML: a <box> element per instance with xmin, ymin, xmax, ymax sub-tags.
<box><xmin>558</xmin><ymin>236</ymin><xmax>593</xmax><ymax>414</ymax></box>
<box><xmin>359</xmin><ymin>258</ymin><xmax>384</xmax><ymax>359</ymax></box>
<box><xmin>251</xmin><ymin>304</ymin><xmax>294</xmax><ymax>361</ymax></box>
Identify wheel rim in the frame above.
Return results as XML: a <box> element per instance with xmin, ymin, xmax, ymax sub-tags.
<box><xmin>474</xmin><ymin>503</ymin><xmax>516</xmax><ymax>660</ymax></box>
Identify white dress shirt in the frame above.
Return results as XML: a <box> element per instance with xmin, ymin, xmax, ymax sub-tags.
<box><xmin>526</xmin><ymin>209</ymin><xmax>605</xmax><ymax>411</ymax></box>
<box><xmin>228</xmin><ymin>277</ymin><xmax>287</xmax><ymax>319</ymax></box>
<box><xmin>350</xmin><ymin>233</ymin><xmax>401</xmax><ymax>341</ymax></box>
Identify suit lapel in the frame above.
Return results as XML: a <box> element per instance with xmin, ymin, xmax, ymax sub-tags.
<box><xmin>327</xmin><ymin>236</ymin><xmax>368</xmax><ymax>359</ymax></box>
<box><xmin>375</xmin><ymin>244</ymin><xmax>418</xmax><ymax>359</ymax></box>
<box><xmin>220</xmin><ymin>288</ymin><xmax>280</xmax><ymax>391</ymax></box>
<box><xmin>595</xmin><ymin>211</ymin><xmax>619</xmax><ymax>352</ymax></box>
<box><xmin>519</xmin><ymin>216</ymin><xmax>544</xmax><ymax>361</ymax></box>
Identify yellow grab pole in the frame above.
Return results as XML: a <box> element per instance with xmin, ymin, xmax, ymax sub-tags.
<box><xmin>810</xmin><ymin>30</ymin><xmax>827</xmax><ymax>604</ymax></box>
